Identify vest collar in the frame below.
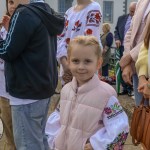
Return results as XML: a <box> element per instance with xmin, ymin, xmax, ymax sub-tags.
<box><xmin>71</xmin><ymin>74</ymin><xmax>100</xmax><ymax>94</ymax></box>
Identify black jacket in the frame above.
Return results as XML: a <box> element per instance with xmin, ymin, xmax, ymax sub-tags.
<box><xmin>114</xmin><ymin>14</ymin><xmax>129</xmax><ymax>45</ymax></box>
<box><xmin>0</xmin><ymin>3</ymin><xmax>65</xmax><ymax>99</ymax></box>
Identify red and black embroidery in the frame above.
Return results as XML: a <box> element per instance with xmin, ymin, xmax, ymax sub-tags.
<box><xmin>72</xmin><ymin>20</ymin><xmax>82</xmax><ymax>32</ymax></box>
<box><xmin>86</xmin><ymin>10</ymin><xmax>101</xmax><ymax>27</ymax></box>
<box><xmin>84</xmin><ymin>28</ymin><xmax>93</xmax><ymax>35</ymax></box>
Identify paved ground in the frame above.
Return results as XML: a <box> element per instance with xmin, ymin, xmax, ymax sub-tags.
<box><xmin>0</xmin><ymin>93</ymin><xmax>141</xmax><ymax>150</ymax></box>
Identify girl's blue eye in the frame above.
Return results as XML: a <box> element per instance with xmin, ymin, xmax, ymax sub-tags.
<box><xmin>72</xmin><ymin>59</ymin><xmax>79</xmax><ymax>64</ymax></box>
<box><xmin>85</xmin><ymin>59</ymin><xmax>92</xmax><ymax>63</ymax></box>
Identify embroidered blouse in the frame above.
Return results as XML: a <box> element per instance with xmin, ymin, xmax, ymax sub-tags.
<box><xmin>45</xmin><ymin>96</ymin><xmax>129</xmax><ymax>150</ymax></box>
<box><xmin>57</xmin><ymin>1</ymin><xmax>103</xmax><ymax>62</ymax></box>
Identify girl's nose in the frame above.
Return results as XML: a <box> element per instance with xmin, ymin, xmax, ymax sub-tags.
<box><xmin>78</xmin><ymin>63</ymin><xmax>84</xmax><ymax>69</ymax></box>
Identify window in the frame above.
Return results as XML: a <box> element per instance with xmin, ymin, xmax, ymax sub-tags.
<box><xmin>103</xmin><ymin>1</ymin><xmax>114</xmax><ymax>23</ymax></box>
<box><xmin>58</xmin><ymin>0</ymin><xmax>73</xmax><ymax>15</ymax></box>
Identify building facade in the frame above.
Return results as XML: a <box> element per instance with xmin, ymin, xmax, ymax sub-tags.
<box><xmin>47</xmin><ymin>0</ymin><xmax>138</xmax><ymax>34</ymax></box>
<box><xmin>0</xmin><ymin>0</ymin><xmax>138</xmax><ymax>34</ymax></box>
<box><xmin>0</xmin><ymin>0</ymin><xmax>6</xmax><ymax>21</ymax></box>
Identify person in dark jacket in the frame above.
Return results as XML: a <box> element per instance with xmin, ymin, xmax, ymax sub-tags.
<box><xmin>114</xmin><ymin>2</ymin><xmax>136</xmax><ymax>96</ymax></box>
<box><xmin>0</xmin><ymin>0</ymin><xmax>64</xmax><ymax>149</ymax></box>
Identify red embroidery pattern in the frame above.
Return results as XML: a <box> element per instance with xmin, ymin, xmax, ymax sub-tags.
<box><xmin>85</xmin><ymin>28</ymin><xmax>93</xmax><ymax>35</ymax></box>
<box><xmin>72</xmin><ymin>20</ymin><xmax>82</xmax><ymax>32</ymax></box>
<box><xmin>86</xmin><ymin>10</ymin><xmax>101</xmax><ymax>27</ymax></box>
<box><xmin>65</xmin><ymin>38</ymin><xmax>70</xmax><ymax>48</ymax></box>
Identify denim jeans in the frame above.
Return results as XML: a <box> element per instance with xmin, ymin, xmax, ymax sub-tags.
<box><xmin>133</xmin><ymin>74</ymin><xmax>143</xmax><ymax>106</ymax></box>
<box><xmin>11</xmin><ymin>98</ymin><xmax>50</xmax><ymax>150</ymax></box>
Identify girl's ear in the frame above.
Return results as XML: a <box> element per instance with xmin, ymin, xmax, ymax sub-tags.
<box><xmin>97</xmin><ymin>57</ymin><xmax>103</xmax><ymax>70</ymax></box>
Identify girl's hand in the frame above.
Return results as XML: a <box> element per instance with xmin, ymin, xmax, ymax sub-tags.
<box><xmin>1</xmin><ymin>15</ymin><xmax>11</xmax><ymax>31</ymax></box>
<box><xmin>84</xmin><ymin>143</ymin><xmax>93</xmax><ymax>150</ymax></box>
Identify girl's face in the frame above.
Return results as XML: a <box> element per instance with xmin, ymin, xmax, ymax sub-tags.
<box><xmin>8</xmin><ymin>0</ymin><xmax>15</xmax><ymax>16</ymax></box>
<box><xmin>68</xmin><ymin>44</ymin><xmax>102</xmax><ymax>87</ymax></box>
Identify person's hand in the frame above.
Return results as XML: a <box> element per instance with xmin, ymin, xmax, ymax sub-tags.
<box><xmin>138</xmin><ymin>77</ymin><xmax>150</xmax><ymax>99</ymax></box>
<box><xmin>122</xmin><ymin>65</ymin><xmax>133</xmax><ymax>85</ymax></box>
<box><xmin>119</xmin><ymin>53</ymin><xmax>132</xmax><ymax>69</ymax></box>
<box><xmin>115</xmin><ymin>40</ymin><xmax>121</xmax><ymax>48</ymax></box>
<box><xmin>138</xmin><ymin>76</ymin><xmax>147</xmax><ymax>92</ymax></box>
<box><xmin>62</xmin><ymin>70</ymin><xmax>73</xmax><ymax>84</ymax></box>
<box><xmin>84</xmin><ymin>143</ymin><xmax>93</xmax><ymax>150</ymax></box>
<box><xmin>1</xmin><ymin>15</ymin><xmax>10</xmax><ymax>31</ymax></box>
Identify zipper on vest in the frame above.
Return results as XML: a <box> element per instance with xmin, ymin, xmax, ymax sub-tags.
<box><xmin>66</xmin><ymin>89</ymin><xmax>78</xmax><ymax>149</ymax></box>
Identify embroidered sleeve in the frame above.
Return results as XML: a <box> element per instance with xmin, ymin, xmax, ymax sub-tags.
<box><xmin>90</xmin><ymin>96</ymin><xmax>129</xmax><ymax>150</ymax></box>
<box><xmin>56</xmin><ymin>13</ymin><xmax>69</xmax><ymax>62</ymax></box>
<box><xmin>45</xmin><ymin>110</ymin><xmax>61</xmax><ymax>149</ymax></box>
<box><xmin>84</xmin><ymin>6</ymin><xmax>103</xmax><ymax>49</ymax></box>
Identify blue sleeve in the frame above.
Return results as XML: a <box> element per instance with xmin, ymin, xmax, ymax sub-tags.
<box><xmin>106</xmin><ymin>32</ymin><xmax>113</xmax><ymax>47</ymax></box>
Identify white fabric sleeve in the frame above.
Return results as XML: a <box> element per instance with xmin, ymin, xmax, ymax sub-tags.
<box><xmin>56</xmin><ymin>14</ymin><xmax>68</xmax><ymax>63</ymax></box>
<box><xmin>0</xmin><ymin>27</ymin><xmax>7</xmax><ymax>71</ymax></box>
<box><xmin>84</xmin><ymin>4</ymin><xmax>103</xmax><ymax>50</ymax></box>
<box><xmin>0</xmin><ymin>58</ymin><xmax>4</xmax><ymax>71</ymax></box>
<box><xmin>90</xmin><ymin>96</ymin><xmax>129</xmax><ymax>150</ymax></box>
<box><xmin>45</xmin><ymin>110</ymin><xmax>61</xmax><ymax>149</ymax></box>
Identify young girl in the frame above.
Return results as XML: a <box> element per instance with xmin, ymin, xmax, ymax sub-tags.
<box><xmin>0</xmin><ymin>0</ymin><xmax>16</xmax><ymax>149</ymax></box>
<box><xmin>57</xmin><ymin>0</ymin><xmax>102</xmax><ymax>85</ymax></box>
<box><xmin>46</xmin><ymin>36</ymin><xmax>129</xmax><ymax>150</ymax></box>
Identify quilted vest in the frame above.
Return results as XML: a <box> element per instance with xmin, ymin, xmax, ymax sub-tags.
<box><xmin>55</xmin><ymin>74</ymin><xmax>117</xmax><ymax>150</ymax></box>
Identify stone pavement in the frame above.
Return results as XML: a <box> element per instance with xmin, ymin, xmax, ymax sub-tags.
<box><xmin>0</xmin><ymin>94</ymin><xmax>141</xmax><ymax>149</ymax></box>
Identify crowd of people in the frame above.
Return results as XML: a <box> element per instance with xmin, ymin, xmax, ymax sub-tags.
<box><xmin>0</xmin><ymin>0</ymin><xmax>149</xmax><ymax>150</ymax></box>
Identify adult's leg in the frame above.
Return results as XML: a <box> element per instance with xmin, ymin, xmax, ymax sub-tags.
<box><xmin>102</xmin><ymin>64</ymin><xmax>109</xmax><ymax>77</ymax></box>
<box><xmin>11</xmin><ymin>98</ymin><xmax>50</xmax><ymax>150</ymax></box>
<box><xmin>0</xmin><ymin>97</ymin><xmax>16</xmax><ymax>150</ymax></box>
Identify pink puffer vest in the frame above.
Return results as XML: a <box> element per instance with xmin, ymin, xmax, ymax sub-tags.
<box><xmin>55</xmin><ymin>75</ymin><xmax>117</xmax><ymax>150</ymax></box>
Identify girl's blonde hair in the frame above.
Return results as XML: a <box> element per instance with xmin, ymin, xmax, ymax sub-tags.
<box><xmin>102</xmin><ymin>23</ymin><xmax>111</xmax><ymax>33</ymax></box>
<box><xmin>67</xmin><ymin>36</ymin><xmax>102</xmax><ymax>59</ymax></box>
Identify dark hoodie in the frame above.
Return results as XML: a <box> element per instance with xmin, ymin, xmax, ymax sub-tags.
<box><xmin>0</xmin><ymin>2</ymin><xmax>65</xmax><ymax>99</ymax></box>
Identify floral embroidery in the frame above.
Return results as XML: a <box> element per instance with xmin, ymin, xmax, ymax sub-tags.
<box><xmin>66</xmin><ymin>38</ymin><xmax>70</xmax><ymax>44</ymax></box>
<box><xmin>107</xmin><ymin>132</ymin><xmax>128</xmax><ymax>150</ymax></box>
<box><xmin>104</xmin><ymin>102</ymin><xmax>123</xmax><ymax>119</ymax></box>
<box><xmin>86</xmin><ymin>10</ymin><xmax>101</xmax><ymax>27</ymax></box>
<box><xmin>65</xmin><ymin>38</ymin><xmax>70</xmax><ymax>48</ymax></box>
<box><xmin>72</xmin><ymin>20</ymin><xmax>82</xmax><ymax>32</ymax></box>
<box><xmin>65</xmin><ymin>20</ymin><xmax>69</xmax><ymax>30</ymax></box>
<box><xmin>85</xmin><ymin>29</ymin><xmax>93</xmax><ymax>35</ymax></box>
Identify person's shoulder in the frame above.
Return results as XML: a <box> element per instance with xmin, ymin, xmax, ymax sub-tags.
<box><xmin>61</xmin><ymin>82</ymin><xmax>72</xmax><ymax>93</ymax></box>
<box><xmin>90</xmin><ymin>1</ymin><xmax>101</xmax><ymax>9</ymax></box>
<box><xmin>107</xmin><ymin>32</ymin><xmax>113</xmax><ymax>37</ymax></box>
<box><xmin>98</xmin><ymin>81</ymin><xmax>117</xmax><ymax>97</ymax></box>
<box><xmin>118</xmin><ymin>14</ymin><xmax>128</xmax><ymax>20</ymax></box>
<box><xmin>65</xmin><ymin>6</ymin><xmax>74</xmax><ymax>15</ymax></box>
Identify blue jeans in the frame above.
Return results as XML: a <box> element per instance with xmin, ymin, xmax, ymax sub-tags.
<box><xmin>133</xmin><ymin>74</ymin><xmax>143</xmax><ymax>106</ymax></box>
<box><xmin>11</xmin><ymin>98</ymin><xmax>50</xmax><ymax>150</ymax></box>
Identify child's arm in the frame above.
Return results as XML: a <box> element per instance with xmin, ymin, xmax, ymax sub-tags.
<box><xmin>90</xmin><ymin>96</ymin><xmax>129</xmax><ymax>150</ymax></box>
<box><xmin>45</xmin><ymin>109</ymin><xmax>61</xmax><ymax>149</ymax></box>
